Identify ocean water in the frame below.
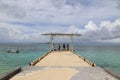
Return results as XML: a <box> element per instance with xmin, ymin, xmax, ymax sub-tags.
<box><xmin>75</xmin><ymin>44</ymin><xmax>120</xmax><ymax>74</ymax></box>
<box><xmin>0</xmin><ymin>43</ymin><xmax>120</xmax><ymax>75</ymax></box>
<box><xmin>0</xmin><ymin>43</ymin><xmax>49</xmax><ymax>75</ymax></box>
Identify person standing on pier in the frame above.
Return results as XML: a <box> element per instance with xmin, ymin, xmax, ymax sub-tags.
<box><xmin>58</xmin><ymin>44</ymin><xmax>61</xmax><ymax>51</ymax></box>
<box><xmin>63</xmin><ymin>44</ymin><xmax>65</xmax><ymax>51</ymax></box>
<box><xmin>67</xmin><ymin>44</ymin><xmax>69</xmax><ymax>51</ymax></box>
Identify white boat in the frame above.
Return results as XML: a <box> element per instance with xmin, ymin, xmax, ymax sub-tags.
<box><xmin>7</xmin><ymin>49</ymin><xmax>20</xmax><ymax>53</ymax></box>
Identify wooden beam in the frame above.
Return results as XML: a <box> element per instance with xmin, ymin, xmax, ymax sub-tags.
<box><xmin>42</xmin><ymin>33</ymin><xmax>82</xmax><ymax>36</ymax></box>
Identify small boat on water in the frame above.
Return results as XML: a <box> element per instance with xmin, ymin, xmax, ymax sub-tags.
<box><xmin>7</xmin><ymin>49</ymin><xmax>20</xmax><ymax>53</ymax></box>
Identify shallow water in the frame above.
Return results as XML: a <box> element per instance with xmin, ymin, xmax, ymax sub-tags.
<box><xmin>0</xmin><ymin>43</ymin><xmax>49</xmax><ymax>75</ymax></box>
<box><xmin>0</xmin><ymin>43</ymin><xmax>120</xmax><ymax>75</ymax></box>
<box><xmin>75</xmin><ymin>45</ymin><xmax>120</xmax><ymax>74</ymax></box>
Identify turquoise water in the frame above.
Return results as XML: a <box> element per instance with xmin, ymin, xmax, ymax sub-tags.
<box><xmin>75</xmin><ymin>45</ymin><xmax>120</xmax><ymax>74</ymax></box>
<box><xmin>0</xmin><ymin>43</ymin><xmax>120</xmax><ymax>75</ymax></box>
<box><xmin>0</xmin><ymin>43</ymin><xmax>49</xmax><ymax>75</ymax></box>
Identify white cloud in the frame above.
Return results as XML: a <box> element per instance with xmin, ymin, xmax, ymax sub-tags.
<box><xmin>66</xmin><ymin>25</ymin><xmax>86</xmax><ymax>34</ymax></box>
<box><xmin>85</xmin><ymin>21</ymin><xmax>97</xmax><ymax>31</ymax></box>
<box><xmin>0</xmin><ymin>0</ymin><xmax>120</xmax><ymax>25</ymax></box>
<box><xmin>0</xmin><ymin>21</ymin><xmax>69</xmax><ymax>43</ymax></box>
<box><xmin>67</xmin><ymin>18</ymin><xmax>120</xmax><ymax>43</ymax></box>
<box><xmin>0</xmin><ymin>18</ymin><xmax>120</xmax><ymax>43</ymax></box>
<box><xmin>0</xmin><ymin>0</ymin><xmax>120</xmax><ymax>43</ymax></box>
<box><xmin>0</xmin><ymin>22</ymin><xmax>42</xmax><ymax>42</ymax></box>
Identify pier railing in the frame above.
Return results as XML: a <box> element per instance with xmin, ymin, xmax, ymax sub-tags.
<box><xmin>0</xmin><ymin>67</ymin><xmax>21</xmax><ymax>80</ymax></box>
<box><xmin>104</xmin><ymin>68</ymin><xmax>120</xmax><ymax>79</ymax></box>
<box><xmin>29</xmin><ymin>51</ymin><xmax>52</xmax><ymax>66</ymax></box>
<box><xmin>73</xmin><ymin>52</ymin><xmax>96</xmax><ymax>67</ymax></box>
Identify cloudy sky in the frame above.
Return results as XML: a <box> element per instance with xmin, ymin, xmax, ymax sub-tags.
<box><xmin>0</xmin><ymin>0</ymin><xmax>120</xmax><ymax>44</ymax></box>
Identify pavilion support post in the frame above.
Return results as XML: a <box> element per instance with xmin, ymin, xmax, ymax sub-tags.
<box><xmin>50</xmin><ymin>35</ymin><xmax>54</xmax><ymax>51</ymax></box>
<box><xmin>70</xmin><ymin>36</ymin><xmax>74</xmax><ymax>52</ymax></box>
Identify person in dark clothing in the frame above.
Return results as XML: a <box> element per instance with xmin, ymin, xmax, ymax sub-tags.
<box><xmin>63</xmin><ymin>44</ymin><xmax>65</xmax><ymax>50</ymax></box>
<box><xmin>58</xmin><ymin>44</ymin><xmax>61</xmax><ymax>51</ymax></box>
<box><xmin>67</xmin><ymin>44</ymin><xmax>69</xmax><ymax>51</ymax></box>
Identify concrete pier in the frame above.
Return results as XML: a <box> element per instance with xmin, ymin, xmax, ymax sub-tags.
<box><xmin>10</xmin><ymin>51</ymin><xmax>118</xmax><ymax>80</ymax></box>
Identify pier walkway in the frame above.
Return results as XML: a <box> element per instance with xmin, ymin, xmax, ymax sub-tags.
<box><xmin>10</xmin><ymin>51</ymin><xmax>118</xmax><ymax>80</ymax></box>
